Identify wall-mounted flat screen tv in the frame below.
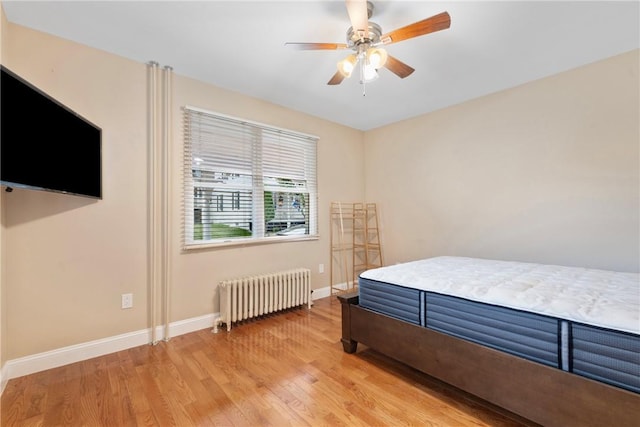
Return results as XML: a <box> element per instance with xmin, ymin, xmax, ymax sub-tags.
<box><xmin>1</xmin><ymin>65</ymin><xmax>102</xmax><ymax>199</ymax></box>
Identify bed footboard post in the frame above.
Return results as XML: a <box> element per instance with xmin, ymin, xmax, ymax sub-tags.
<box><xmin>337</xmin><ymin>292</ymin><xmax>359</xmax><ymax>353</ymax></box>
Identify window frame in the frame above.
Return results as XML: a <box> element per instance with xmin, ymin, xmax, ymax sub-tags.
<box><xmin>182</xmin><ymin>106</ymin><xmax>319</xmax><ymax>250</ymax></box>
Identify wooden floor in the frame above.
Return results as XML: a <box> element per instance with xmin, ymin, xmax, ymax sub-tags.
<box><xmin>1</xmin><ymin>296</ymin><xmax>539</xmax><ymax>426</ymax></box>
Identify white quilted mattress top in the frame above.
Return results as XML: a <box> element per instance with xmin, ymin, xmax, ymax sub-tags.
<box><xmin>360</xmin><ymin>256</ymin><xmax>640</xmax><ymax>335</ymax></box>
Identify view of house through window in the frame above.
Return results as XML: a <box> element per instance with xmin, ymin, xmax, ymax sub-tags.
<box><xmin>183</xmin><ymin>107</ymin><xmax>318</xmax><ymax>247</ymax></box>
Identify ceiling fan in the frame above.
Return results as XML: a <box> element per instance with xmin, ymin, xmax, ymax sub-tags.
<box><xmin>285</xmin><ymin>0</ymin><xmax>451</xmax><ymax>87</ymax></box>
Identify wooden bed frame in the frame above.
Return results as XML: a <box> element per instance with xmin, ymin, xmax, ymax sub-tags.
<box><xmin>338</xmin><ymin>292</ymin><xmax>640</xmax><ymax>427</ymax></box>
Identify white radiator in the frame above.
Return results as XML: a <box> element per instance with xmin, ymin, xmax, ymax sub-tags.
<box><xmin>214</xmin><ymin>268</ymin><xmax>312</xmax><ymax>332</ymax></box>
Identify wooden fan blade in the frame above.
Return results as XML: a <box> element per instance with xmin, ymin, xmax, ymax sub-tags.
<box><xmin>346</xmin><ymin>0</ymin><xmax>369</xmax><ymax>39</ymax></box>
<box><xmin>384</xmin><ymin>55</ymin><xmax>415</xmax><ymax>79</ymax></box>
<box><xmin>327</xmin><ymin>71</ymin><xmax>346</xmax><ymax>85</ymax></box>
<box><xmin>381</xmin><ymin>11</ymin><xmax>451</xmax><ymax>45</ymax></box>
<box><xmin>285</xmin><ymin>42</ymin><xmax>348</xmax><ymax>50</ymax></box>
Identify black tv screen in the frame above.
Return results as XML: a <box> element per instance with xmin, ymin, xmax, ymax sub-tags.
<box><xmin>1</xmin><ymin>65</ymin><xmax>102</xmax><ymax>199</ymax></box>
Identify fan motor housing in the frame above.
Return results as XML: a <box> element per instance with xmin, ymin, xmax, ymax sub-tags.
<box><xmin>346</xmin><ymin>22</ymin><xmax>383</xmax><ymax>48</ymax></box>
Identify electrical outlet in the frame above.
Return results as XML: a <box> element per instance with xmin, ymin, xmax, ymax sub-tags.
<box><xmin>319</xmin><ymin>263</ymin><xmax>324</xmax><ymax>273</ymax></box>
<box><xmin>121</xmin><ymin>293</ymin><xmax>133</xmax><ymax>309</ymax></box>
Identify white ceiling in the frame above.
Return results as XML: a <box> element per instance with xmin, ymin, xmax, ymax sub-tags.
<box><xmin>3</xmin><ymin>1</ymin><xmax>638</xmax><ymax>131</ymax></box>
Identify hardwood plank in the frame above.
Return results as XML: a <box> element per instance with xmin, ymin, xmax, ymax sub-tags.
<box><xmin>2</xmin><ymin>297</ymin><xmax>537</xmax><ymax>426</ymax></box>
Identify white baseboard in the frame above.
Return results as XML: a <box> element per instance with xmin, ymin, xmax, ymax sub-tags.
<box><xmin>2</xmin><ymin>287</ymin><xmax>339</xmax><ymax>386</ymax></box>
<box><xmin>0</xmin><ymin>361</ymin><xmax>8</xmax><ymax>394</ymax></box>
<box><xmin>311</xmin><ymin>285</ymin><xmax>332</xmax><ymax>300</ymax></box>
<box><xmin>4</xmin><ymin>313</ymin><xmax>219</xmax><ymax>383</ymax></box>
<box><xmin>312</xmin><ymin>282</ymin><xmax>353</xmax><ymax>299</ymax></box>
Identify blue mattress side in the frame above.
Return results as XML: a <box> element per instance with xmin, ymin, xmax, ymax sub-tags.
<box><xmin>426</xmin><ymin>292</ymin><xmax>560</xmax><ymax>367</ymax></box>
<box><xmin>571</xmin><ymin>324</ymin><xmax>640</xmax><ymax>393</ymax></box>
<box><xmin>358</xmin><ymin>277</ymin><xmax>422</xmax><ymax>325</ymax></box>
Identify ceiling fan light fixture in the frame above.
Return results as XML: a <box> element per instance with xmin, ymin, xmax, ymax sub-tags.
<box><xmin>366</xmin><ymin>47</ymin><xmax>388</xmax><ymax>69</ymax></box>
<box><xmin>360</xmin><ymin>62</ymin><xmax>379</xmax><ymax>83</ymax></box>
<box><xmin>337</xmin><ymin>54</ymin><xmax>357</xmax><ymax>77</ymax></box>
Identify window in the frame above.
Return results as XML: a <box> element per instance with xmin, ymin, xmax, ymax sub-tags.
<box><xmin>183</xmin><ymin>106</ymin><xmax>318</xmax><ymax>248</ymax></box>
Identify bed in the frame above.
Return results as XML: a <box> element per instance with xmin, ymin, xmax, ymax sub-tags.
<box><xmin>338</xmin><ymin>256</ymin><xmax>640</xmax><ymax>427</ymax></box>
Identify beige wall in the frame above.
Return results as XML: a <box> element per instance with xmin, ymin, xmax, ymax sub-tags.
<box><xmin>1</xmin><ymin>22</ymin><xmax>364</xmax><ymax>359</ymax></box>
<box><xmin>365</xmin><ymin>49</ymin><xmax>639</xmax><ymax>273</ymax></box>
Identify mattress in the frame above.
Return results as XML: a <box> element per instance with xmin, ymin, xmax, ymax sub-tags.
<box><xmin>358</xmin><ymin>256</ymin><xmax>640</xmax><ymax>393</ymax></box>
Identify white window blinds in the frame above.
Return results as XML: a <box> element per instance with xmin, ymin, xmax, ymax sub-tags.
<box><xmin>183</xmin><ymin>106</ymin><xmax>318</xmax><ymax>248</ymax></box>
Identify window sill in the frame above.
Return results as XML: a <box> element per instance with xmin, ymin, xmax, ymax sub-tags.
<box><xmin>182</xmin><ymin>234</ymin><xmax>319</xmax><ymax>251</ymax></box>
